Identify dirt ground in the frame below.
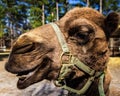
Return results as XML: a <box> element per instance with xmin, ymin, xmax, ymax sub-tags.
<box><xmin>0</xmin><ymin>56</ymin><xmax>120</xmax><ymax>96</ymax></box>
<box><xmin>108</xmin><ymin>57</ymin><xmax>120</xmax><ymax>96</ymax></box>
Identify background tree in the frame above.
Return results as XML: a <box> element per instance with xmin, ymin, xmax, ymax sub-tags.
<box><xmin>99</xmin><ymin>0</ymin><xmax>102</xmax><ymax>13</ymax></box>
<box><xmin>0</xmin><ymin>4</ymin><xmax>5</xmax><ymax>38</ymax></box>
<box><xmin>102</xmin><ymin>0</ymin><xmax>120</xmax><ymax>15</ymax></box>
<box><xmin>86</xmin><ymin>0</ymin><xmax>90</xmax><ymax>7</ymax></box>
<box><xmin>0</xmin><ymin>3</ymin><xmax>6</xmax><ymax>47</ymax></box>
<box><xmin>26</xmin><ymin>0</ymin><xmax>48</xmax><ymax>27</ymax></box>
<box><xmin>0</xmin><ymin>0</ymin><xmax>119</xmax><ymax>48</ymax></box>
<box><xmin>0</xmin><ymin>0</ymin><xmax>30</xmax><ymax>47</ymax></box>
<box><xmin>90</xmin><ymin>0</ymin><xmax>120</xmax><ymax>14</ymax></box>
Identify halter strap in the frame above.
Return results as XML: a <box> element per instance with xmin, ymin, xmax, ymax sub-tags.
<box><xmin>50</xmin><ymin>23</ymin><xmax>69</xmax><ymax>53</ymax></box>
<box><xmin>50</xmin><ymin>23</ymin><xmax>95</xmax><ymax>76</ymax></box>
<box><xmin>50</xmin><ymin>23</ymin><xmax>105</xmax><ymax>96</ymax></box>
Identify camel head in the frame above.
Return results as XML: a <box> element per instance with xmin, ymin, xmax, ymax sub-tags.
<box><xmin>5</xmin><ymin>7</ymin><xmax>119</xmax><ymax>95</ymax></box>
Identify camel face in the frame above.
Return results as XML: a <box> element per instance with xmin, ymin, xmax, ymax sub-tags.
<box><xmin>5</xmin><ymin>7</ymin><xmax>119</xmax><ymax>95</ymax></box>
<box><xmin>5</xmin><ymin>29</ymin><xmax>60</xmax><ymax>89</ymax></box>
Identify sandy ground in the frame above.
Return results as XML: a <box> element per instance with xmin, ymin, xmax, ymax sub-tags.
<box><xmin>0</xmin><ymin>56</ymin><xmax>120</xmax><ymax>96</ymax></box>
<box><xmin>108</xmin><ymin>57</ymin><xmax>120</xmax><ymax>96</ymax></box>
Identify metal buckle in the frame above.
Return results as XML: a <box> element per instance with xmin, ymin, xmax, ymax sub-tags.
<box><xmin>60</xmin><ymin>52</ymin><xmax>72</xmax><ymax>64</ymax></box>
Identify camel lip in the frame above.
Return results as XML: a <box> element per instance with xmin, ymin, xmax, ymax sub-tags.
<box><xmin>16</xmin><ymin>66</ymin><xmax>37</xmax><ymax>76</ymax></box>
<box><xmin>17</xmin><ymin>70</ymin><xmax>35</xmax><ymax>86</ymax></box>
<box><xmin>5</xmin><ymin>61</ymin><xmax>39</xmax><ymax>75</ymax></box>
<box><xmin>16</xmin><ymin>57</ymin><xmax>52</xmax><ymax>89</ymax></box>
<box><xmin>17</xmin><ymin>68</ymin><xmax>36</xmax><ymax>78</ymax></box>
<box><xmin>17</xmin><ymin>65</ymin><xmax>40</xmax><ymax>89</ymax></box>
<box><xmin>16</xmin><ymin>64</ymin><xmax>40</xmax><ymax>78</ymax></box>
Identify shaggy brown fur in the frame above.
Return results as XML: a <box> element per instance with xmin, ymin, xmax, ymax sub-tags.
<box><xmin>5</xmin><ymin>7</ymin><xmax>119</xmax><ymax>96</ymax></box>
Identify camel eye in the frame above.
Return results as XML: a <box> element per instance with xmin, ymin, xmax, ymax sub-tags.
<box><xmin>75</xmin><ymin>32</ymin><xmax>89</xmax><ymax>39</ymax></box>
<box><xmin>68</xmin><ymin>24</ymin><xmax>95</xmax><ymax>45</ymax></box>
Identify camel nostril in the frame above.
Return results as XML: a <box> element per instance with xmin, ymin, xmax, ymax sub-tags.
<box><xmin>13</xmin><ymin>43</ymin><xmax>35</xmax><ymax>54</ymax></box>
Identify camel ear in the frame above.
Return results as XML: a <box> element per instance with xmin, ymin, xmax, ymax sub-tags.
<box><xmin>104</xmin><ymin>12</ymin><xmax>119</xmax><ymax>40</ymax></box>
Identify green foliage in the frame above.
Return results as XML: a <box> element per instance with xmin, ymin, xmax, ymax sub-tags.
<box><xmin>0</xmin><ymin>4</ymin><xmax>5</xmax><ymax>38</ymax></box>
<box><xmin>0</xmin><ymin>31</ymin><xmax>3</xmax><ymax>38</ymax></box>
<box><xmin>89</xmin><ymin>0</ymin><xmax>120</xmax><ymax>14</ymax></box>
<box><xmin>102</xmin><ymin>0</ymin><xmax>118</xmax><ymax>13</ymax></box>
<box><xmin>0</xmin><ymin>0</ymin><xmax>119</xmax><ymax>39</ymax></box>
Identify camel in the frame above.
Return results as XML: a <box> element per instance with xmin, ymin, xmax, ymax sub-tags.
<box><xmin>5</xmin><ymin>7</ymin><xmax>119</xmax><ymax>96</ymax></box>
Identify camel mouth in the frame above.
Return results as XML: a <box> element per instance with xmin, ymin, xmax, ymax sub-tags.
<box><xmin>16</xmin><ymin>65</ymin><xmax>40</xmax><ymax>89</ymax></box>
<box><xmin>16</xmin><ymin>57</ymin><xmax>51</xmax><ymax>89</ymax></box>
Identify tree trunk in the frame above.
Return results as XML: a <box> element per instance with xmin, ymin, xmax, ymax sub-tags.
<box><xmin>86</xmin><ymin>0</ymin><xmax>90</xmax><ymax>7</ymax></box>
<box><xmin>10</xmin><ymin>22</ymin><xmax>14</xmax><ymax>47</ymax></box>
<box><xmin>42</xmin><ymin>4</ymin><xmax>45</xmax><ymax>25</ymax></box>
<box><xmin>56</xmin><ymin>2</ymin><xmax>59</xmax><ymax>21</ymax></box>
<box><xmin>100</xmin><ymin>0</ymin><xmax>102</xmax><ymax>13</ymax></box>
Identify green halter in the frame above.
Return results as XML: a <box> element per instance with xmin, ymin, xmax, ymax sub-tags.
<box><xmin>50</xmin><ymin>23</ymin><xmax>105</xmax><ymax>96</ymax></box>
